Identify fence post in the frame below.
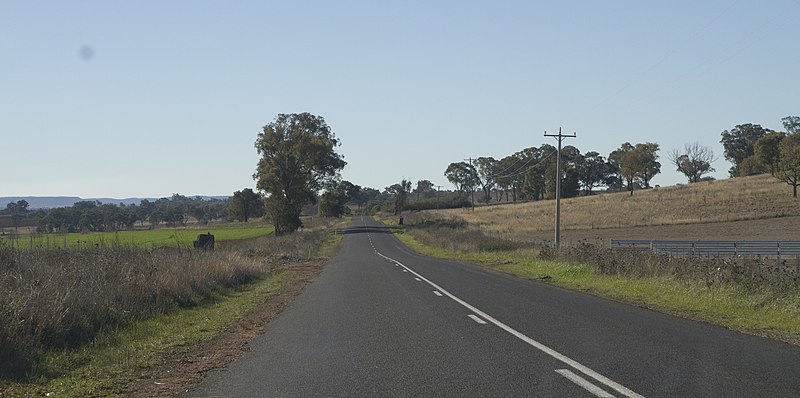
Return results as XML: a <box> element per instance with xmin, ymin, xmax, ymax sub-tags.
<box><xmin>692</xmin><ymin>241</ymin><xmax>695</xmax><ymax>255</ymax></box>
<box><xmin>733</xmin><ymin>241</ymin><xmax>737</xmax><ymax>256</ymax></box>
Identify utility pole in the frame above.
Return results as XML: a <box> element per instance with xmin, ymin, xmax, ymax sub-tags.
<box><xmin>464</xmin><ymin>157</ymin><xmax>476</xmax><ymax>211</ymax></box>
<box><xmin>435</xmin><ymin>185</ymin><xmax>442</xmax><ymax>210</ymax></box>
<box><xmin>544</xmin><ymin>127</ymin><xmax>576</xmax><ymax>247</ymax></box>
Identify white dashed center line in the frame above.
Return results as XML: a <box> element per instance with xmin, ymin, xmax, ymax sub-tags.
<box><xmin>361</xmin><ymin>218</ymin><xmax>644</xmax><ymax>398</ymax></box>
<box><xmin>366</xmin><ymin>239</ymin><xmax>642</xmax><ymax>397</ymax></box>
<box><xmin>468</xmin><ymin>314</ymin><xmax>487</xmax><ymax>324</ymax></box>
<box><xmin>556</xmin><ymin>369</ymin><xmax>615</xmax><ymax>398</ymax></box>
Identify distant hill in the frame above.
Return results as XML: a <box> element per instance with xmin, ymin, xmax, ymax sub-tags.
<box><xmin>0</xmin><ymin>196</ymin><xmax>229</xmax><ymax>209</ymax></box>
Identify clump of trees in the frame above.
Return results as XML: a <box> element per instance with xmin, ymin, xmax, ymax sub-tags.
<box><xmin>442</xmin><ymin>140</ymin><xmax>663</xmax><ymax>201</ymax></box>
<box><xmin>385</xmin><ymin>179</ymin><xmax>413</xmax><ymax>215</ymax></box>
<box><xmin>720</xmin><ymin>115</ymin><xmax>800</xmax><ymax>197</ymax></box>
<box><xmin>318</xmin><ymin>180</ymin><xmax>362</xmax><ymax>218</ymax></box>
<box><xmin>1</xmin><ymin>200</ymin><xmax>32</xmax><ymax>233</ymax></box>
<box><xmin>228</xmin><ymin>188</ymin><xmax>264</xmax><ymax>222</ymax></box>
<box><xmin>254</xmin><ymin>113</ymin><xmax>346</xmax><ymax>235</ymax></box>
<box><xmin>610</xmin><ymin>142</ymin><xmax>661</xmax><ymax>196</ymax></box>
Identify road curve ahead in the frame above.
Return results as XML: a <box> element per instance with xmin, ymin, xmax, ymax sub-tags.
<box><xmin>187</xmin><ymin>216</ymin><xmax>800</xmax><ymax>397</ymax></box>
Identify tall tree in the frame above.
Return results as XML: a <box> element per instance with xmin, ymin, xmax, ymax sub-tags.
<box><xmin>444</xmin><ymin>162</ymin><xmax>479</xmax><ymax>193</ymax></box>
<box><xmin>777</xmin><ymin>135</ymin><xmax>800</xmax><ymax>198</ymax></box>
<box><xmin>229</xmin><ymin>188</ymin><xmax>264</xmax><ymax>222</ymax></box>
<box><xmin>575</xmin><ymin>151</ymin><xmax>611</xmax><ymax>195</ymax></box>
<box><xmin>474</xmin><ymin>157</ymin><xmax>498</xmax><ymax>203</ymax></box>
<box><xmin>414</xmin><ymin>180</ymin><xmax>435</xmax><ymax>201</ymax></box>
<box><xmin>783</xmin><ymin>116</ymin><xmax>800</xmax><ymax>135</ymax></box>
<box><xmin>517</xmin><ymin>145</ymin><xmax>554</xmax><ymax>200</ymax></box>
<box><xmin>254</xmin><ymin>113</ymin><xmax>346</xmax><ymax>235</ymax></box>
<box><xmin>754</xmin><ymin>132</ymin><xmax>786</xmax><ymax>176</ymax></box>
<box><xmin>318</xmin><ymin>184</ymin><xmax>348</xmax><ymax>218</ymax></box>
<box><xmin>319</xmin><ymin>180</ymin><xmax>358</xmax><ymax>217</ymax></box>
<box><xmin>720</xmin><ymin>123</ymin><xmax>769</xmax><ymax>177</ymax></box>
<box><xmin>386</xmin><ymin>179</ymin><xmax>412</xmax><ymax>215</ymax></box>
<box><xmin>611</xmin><ymin>143</ymin><xmax>637</xmax><ymax>196</ymax></box>
<box><xmin>670</xmin><ymin>143</ymin><xmax>716</xmax><ymax>183</ymax></box>
<box><xmin>494</xmin><ymin>156</ymin><xmax>518</xmax><ymax>201</ymax></box>
<box><xmin>635</xmin><ymin>142</ymin><xmax>661</xmax><ymax>188</ymax></box>
<box><xmin>5</xmin><ymin>200</ymin><xmax>29</xmax><ymax>234</ymax></box>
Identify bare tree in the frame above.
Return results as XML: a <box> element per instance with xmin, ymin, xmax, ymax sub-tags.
<box><xmin>670</xmin><ymin>143</ymin><xmax>716</xmax><ymax>183</ymax></box>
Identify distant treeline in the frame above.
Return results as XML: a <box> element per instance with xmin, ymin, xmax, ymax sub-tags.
<box><xmin>2</xmin><ymin>195</ymin><xmax>229</xmax><ymax>233</ymax></box>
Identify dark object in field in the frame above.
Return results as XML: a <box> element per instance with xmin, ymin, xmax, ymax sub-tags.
<box><xmin>194</xmin><ymin>233</ymin><xmax>215</xmax><ymax>250</ymax></box>
<box><xmin>399</xmin><ymin>217</ymin><xmax>404</xmax><ymax>225</ymax></box>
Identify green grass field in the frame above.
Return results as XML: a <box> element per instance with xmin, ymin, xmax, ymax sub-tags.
<box><xmin>0</xmin><ymin>222</ymin><xmax>275</xmax><ymax>250</ymax></box>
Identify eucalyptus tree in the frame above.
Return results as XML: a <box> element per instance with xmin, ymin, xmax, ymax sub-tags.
<box><xmin>575</xmin><ymin>151</ymin><xmax>612</xmax><ymax>194</ymax></box>
<box><xmin>720</xmin><ymin>123</ymin><xmax>769</xmax><ymax>177</ymax></box>
<box><xmin>670</xmin><ymin>143</ymin><xmax>716</xmax><ymax>183</ymax></box>
<box><xmin>777</xmin><ymin>135</ymin><xmax>800</xmax><ymax>197</ymax></box>
<box><xmin>229</xmin><ymin>188</ymin><xmax>264</xmax><ymax>222</ymax></box>
<box><xmin>254</xmin><ymin>113</ymin><xmax>346</xmax><ymax>235</ymax></box>
<box><xmin>444</xmin><ymin>162</ymin><xmax>480</xmax><ymax>193</ymax></box>
<box><xmin>753</xmin><ymin>132</ymin><xmax>786</xmax><ymax>176</ymax></box>
<box><xmin>474</xmin><ymin>157</ymin><xmax>498</xmax><ymax>203</ymax></box>
<box><xmin>386</xmin><ymin>179</ymin><xmax>413</xmax><ymax>215</ymax></box>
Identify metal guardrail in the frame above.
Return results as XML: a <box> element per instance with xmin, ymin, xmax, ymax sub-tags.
<box><xmin>610</xmin><ymin>240</ymin><xmax>800</xmax><ymax>257</ymax></box>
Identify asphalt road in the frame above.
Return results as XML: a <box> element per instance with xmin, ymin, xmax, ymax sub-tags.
<box><xmin>187</xmin><ymin>216</ymin><xmax>800</xmax><ymax>397</ymax></box>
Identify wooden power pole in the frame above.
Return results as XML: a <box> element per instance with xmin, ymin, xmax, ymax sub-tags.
<box><xmin>544</xmin><ymin>127</ymin><xmax>576</xmax><ymax>247</ymax></box>
<box><xmin>464</xmin><ymin>157</ymin><xmax>476</xmax><ymax>212</ymax></box>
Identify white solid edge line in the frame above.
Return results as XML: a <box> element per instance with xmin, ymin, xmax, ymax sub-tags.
<box><xmin>375</xmin><ymin>250</ymin><xmax>644</xmax><ymax>398</ymax></box>
<box><xmin>556</xmin><ymin>369</ymin><xmax>615</xmax><ymax>398</ymax></box>
<box><xmin>468</xmin><ymin>314</ymin><xmax>487</xmax><ymax>324</ymax></box>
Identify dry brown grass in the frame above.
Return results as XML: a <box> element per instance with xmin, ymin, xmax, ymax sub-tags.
<box><xmin>0</xmin><ymin>217</ymin><xmax>336</xmax><ymax>378</ymax></box>
<box><xmin>432</xmin><ymin>174</ymin><xmax>800</xmax><ymax>243</ymax></box>
<box><xmin>400</xmin><ymin>213</ymin><xmax>800</xmax><ymax>293</ymax></box>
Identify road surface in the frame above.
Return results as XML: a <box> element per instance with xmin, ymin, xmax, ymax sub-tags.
<box><xmin>187</xmin><ymin>216</ymin><xmax>800</xmax><ymax>397</ymax></box>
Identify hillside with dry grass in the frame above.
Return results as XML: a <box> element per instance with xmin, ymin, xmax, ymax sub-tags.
<box><xmin>430</xmin><ymin>174</ymin><xmax>800</xmax><ymax>243</ymax></box>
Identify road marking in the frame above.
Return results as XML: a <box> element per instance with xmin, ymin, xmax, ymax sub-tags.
<box><xmin>433</xmin><ymin>291</ymin><xmax>443</xmax><ymax>296</ymax></box>
<box><xmin>468</xmin><ymin>314</ymin><xmax>487</xmax><ymax>324</ymax></box>
<box><xmin>414</xmin><ymin>277</ymin><xmax>422</xmax><ymax>281</ymax></box>
<box><xmin>373</xmin><ymin>250</ymin><xmax>644</xmax><ymax>398</ymax></box>
<box><xmin>556</xmin><ymin>369</ymin><xmax>614</xmax><ymax>398</ymax></box>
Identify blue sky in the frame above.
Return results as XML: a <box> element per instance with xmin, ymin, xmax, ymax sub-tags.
<box><xmin>2</xmin><ymin>1</ymin><xmax>798</xmax><ymax>198</ymax></box>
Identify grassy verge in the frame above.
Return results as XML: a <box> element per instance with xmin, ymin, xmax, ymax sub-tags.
<box><xmin>381</xmin><ymin>214</ymin><xmax>800</xmax><ymax>344</ymax></box>
<box><xmin>0</xmin><ymin>273</ymin><xmax>291</xmax><ymax>397</ymax></box>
